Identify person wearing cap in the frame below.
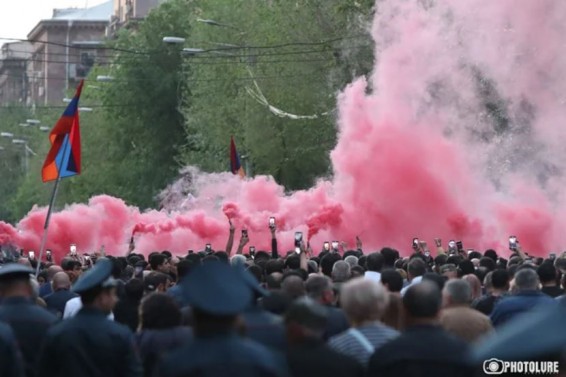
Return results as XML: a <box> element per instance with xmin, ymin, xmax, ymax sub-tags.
<box><xmin>0</xmin><ymin>263</ymin><xmax>58</xmax><ymax>377</ymax></box>
<box><xmin>0</xmin><ymin>320</ymin><xmax>25</xmax><ymax>377</ymax></box>
<box><xmin>239</xmin><ymin>266</ymin><xmax>286</xmax><ymax>352</ymax></box>
<box><xmin>37</xmin><ymin>259</ymin><xmax>142</xmax><ymax>377</ymax></box>
<box><xmin>158</xmin><ymin>261</ymin><xmax>287</xmax><ymax>377</ymax></box>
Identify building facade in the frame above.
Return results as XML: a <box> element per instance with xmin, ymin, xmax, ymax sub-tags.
<box><xmin>26</xmin><ymin>1</ymin><xmax>112</xmax><ymax>105</ymax></box>
<box><xmin>0</xmin><ymin>42</ymin><xmax>33</xmax><ymax>105</ymax></box>
<box><xmin>107</xmin><ymin>0</ymin><xmax>161</xmax><ymax>36</ymax></box>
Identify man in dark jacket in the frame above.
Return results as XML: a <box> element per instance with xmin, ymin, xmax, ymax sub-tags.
<box><xmin>37</xmin><ymin>258</ymin><xmax>142</xmax><ymax>377</ymax></box>
<box><xmin>368</xmin><ymin>281</ymin><xmax>474</xmax><ymax>377</ymax></box>
<box><xmin>44</xmin><ymin>272</ymin><xmax>78</xmax><ymax>318</ymax></box>
<box><xmin>285</xmin><ymin>297</ymin><xmax>363</xmax><ymax>377</ymax></box>
<box><xmin>305</xmin><ymin>275</ymin><xmax>349</xmax><ymax>340</ymax></box>
<box><xmin>0</xmin><ymin>264</ymin><xmax>58</xmax><ymax>377</ymax></box>
<box><xmin>491</xmin><ymin>268</ymin><xmax>557</xmax><ymax>327</ymax></box>
<box><xmin>0</xmin><ymin>321</ymin><xmax>25</xmax><ymax>377</ymax></box>
<box><xmin>158</xmin><ymin>261</ymin><xmax>287</xmax><ymax>377</ymax></box>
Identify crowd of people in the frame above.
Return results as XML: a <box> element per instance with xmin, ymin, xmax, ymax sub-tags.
<box><xmin>0</xmin><ymin>222</ymin><xmax>565</xmax><ymax>377</ymax></box>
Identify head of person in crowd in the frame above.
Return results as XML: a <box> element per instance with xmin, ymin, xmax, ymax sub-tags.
<box><xmin>176</xmin><ymin>259</ymin><xmax>195</xmax><ymax>282</ymax></box>
<box><xmin>139</xmin><ymin>293</ymin><xmax>182</xmax><ymax>330</ymax></box>
<box><xmin>366</xmin><ymin>252</ymin><xmax>385</xmax><ymax>273</ymax></box>
<box><xmin>381</xmin><ymin>269</ymin><xmax>403</xmax><ymax>293</ymax></box>
<box><xmin>484</xmin><ymin>249</ymin><xmax>498</xmax><ymax>262</ymax></box>
<box><xmin>266</xmin><ymin>272</ymin><xmax>283</xmax><ymax>290</ymax></box>
<box><xmin>434</xmin><ymin>254</ymin><xmax>448</xmax><ymax>272</ymax></box>
<box><xmin>282</xmin><ymin>274</ymin><xmax>306</xmax><ymax>301</ymax></box>
<box><xmin>422</xmin><ymin>272</ymin><xmax>446</xmax><ymax>291</ymax></box>
<box><xmin>511</xmin><ymin>268</ymin><xmax>541</xmax><ymax>293</ymax></box>
<box><xmin>479</xmin><ymin>257</ymin><xmax>496</xmax><ymax>271</ymax></box>
<box><xmin>344</xmin><ymin>255</ymin><xmax>358</xmax><ymax>269</ymax></box>
<box><xmin>307</xmin><ymin>260</ymin><xmax>319</xmax><ymax>274</ymax></box>
<box><xmin>458</xmin><ymin>260</ymin><xmax>475</xmax><ymax>277</ymax></box>
<box><xmin>537</xmin><ymin>262</ymin><xmax>558</xmax><ymax>287</ymax></box>
<box><xmin>446</xmin><ymin>255</ymin><xmax>462</xmax><ymax>266</ymax></box>
<box><xmin>340</xmin><ymin>278</ymin><xmax>389</xmax><ymax>327</ymax></box>
<box><xmin>285</xmin><ymin>254</ymin><xmax>301</xmax><ymax>271</ymax></box>
<box><xmin>469</xmin><ymin>251</ymin><xmax>482</xmax><ymax>260</ymax></box>
<box><xmin>380</xmin><ymin>247</ymin><xmax>399</xmax><ymax>268</ymax></box>
<box><xmin>0</xmin><ymin>264</ymin><xmax>35</xmax><ymax>299</ymax></box>
<box><xmin>403</xmin><ymin>281</ymin><xmax>442</xmax><ymax>326</ymax></box>
<box><xmin>492</xmin><ymin>270</ymin><xmax>510</xmax><ymax>293</ymax></box>
<box><xmin>63</xmin><ymin>259</ymin><xmax>82</xmax><ymax>282</ymax></box>
<box><xmin>230</xmin><ymin>254</ymin><xmax>247</xmax><ymax>268</ymax></box>
<box><xmin>144</xmin><ymin>272</ymin><xmax>170</xmax><ymax>295</ymax></box>
<box><xmin>442</xmin><ymin>279</ymin><xmax>472</xmax><ymax>308</ymax></box>
<box><xmin>463</xmin><ymin>274</ymin><xmax>482</xmax><ymax>301</ymax></box>
<box><xmin>265</xmin><ymin>259</ymin><xmax>285</xmax><ymax>275</ymax></box>
<box><xmin>440</xmin><ymin>264</ymin><xmax>458</xmax><ymax>280</ymax></box>
<box><xmin>46</xmin><ymin>265</ymin><xmax>63</xmax><ymax>283</ymax></box>
<box><xmin>320</xmin><ymin>253</ymin><xmax>342</xmax><ymax>277</ymax></box>
<box><xmin>407</xmin><ymin>258</ymin><xmax>426</xmax><ymax>282</ymax></box>
<box><xmin>351</xmin><ymin>265</ymin><xmax>365</xmax><ymax>279</ymax></box>
<box><xmin>52</xmin><ymin>271</ymin><xmax>72</xmax><ymax>292</ymax></box>
<box><xmin>285</xmin><ymin>297</ymin><xmax>328</xmax><ymax>345</ymax></box>
<box><xmin>73</xmin><ymin>258</ymin><xmax>118</xmax><ymax>315</ymax></box>
<box><xmin>305</xmin><ymin>275</ymin><xmax>335</xmax><ymax>306</ymax></box>
<box><xmin>149</xmin><ymin>254</ymin><xmax>169</xmax><ymax>274</ymax></box>
<box><xmin>331</xmin><ymin>261</ymin><xmax>351</xmax><ymax>283</ymax></box>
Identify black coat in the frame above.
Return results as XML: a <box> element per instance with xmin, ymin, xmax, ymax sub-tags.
<box><xmin>114</xmin><ymin>297</ymin><xmax>141</xmax><ymax>332</ymax></box>
<box><xmin>44</xmin><ymin>289</ymin><xmax>78</xmax><ymax>319</ymax></box>
<box><xmin>242</xmin><ymin>306</ymin><xmax>286</xmax><ymax>352</ymax></box>
<box><xmin>136</xmin><ymin>327</ymin><xmax>193</xmax><ymax>377</ymax></box>
<box><xmin>323</xmin><ymin>306</ymin><xmax>350</xmax><ymax>340</ymax></box>
<box><xmin>37</xmin><ymin>307</ymin><xmax>142</xmax><ymax>377</ymax></box>
<box><xmin>158</xmin><ymin>333</ymin><xmax>287</xmax><ymax>377</ymax></box>
<box><xmin>367</xmin><ymin>324</ymin><xmax>474</xmax><ymax>377</ymax></box>
<box><xmin>286</xmin><ymin>340</ymin><xmax>363</xmax><ymax>377</ymax></box>
<box><xmin>0</xmin><ymin>297</ymin><xmax>58</xmax><ymax>377</ymax></box>
<box><xmin>0</xmin><ymin>321</ymin><xmax>25</xmax><ymax>377</ymax></box>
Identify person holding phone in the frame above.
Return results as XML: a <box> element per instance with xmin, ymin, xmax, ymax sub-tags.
<box><xmin>269</xmin><ymin>217</ymin><xmax>279</xmax><ymax>259</ymax></box>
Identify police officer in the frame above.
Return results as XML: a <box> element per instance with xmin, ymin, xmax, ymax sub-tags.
<box><xmin>37</xmin><ymin>258</ymin><xmax>142</xmax><ymax>377</ymax></box>
<box><xmin>158</xmin><ymin>261</ymin><xmax>288</xmax><ymax>377</ymax></box>
<box><xmin>0</xmin><ymin>321</ymin><xmax>25</xmax><ymax>377</ymax></box>
<box><xmin>0</xmin><ymin>263</ymin><xmax>58</xmax><ymax>377</ymax></box>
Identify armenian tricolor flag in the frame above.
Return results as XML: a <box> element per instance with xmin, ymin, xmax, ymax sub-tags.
<box><xmin>42</xmin><ymin>80</ymin><xmax>83</xmax><ymax>182</ymax></box>
<box><xmin>230</xmin><ymin>136</ymin><xmax>245</xmax><ymax>178</ymax></box>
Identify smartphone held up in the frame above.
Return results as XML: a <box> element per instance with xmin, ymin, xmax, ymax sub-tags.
<box><xmin>295</xmin><ymin>232</ymin><xmax>303</xmax><ymax>254</ymax></box>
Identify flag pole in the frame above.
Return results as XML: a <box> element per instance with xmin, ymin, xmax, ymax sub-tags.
<box><xmin>35</xmin><ymin>139</ymin><xmax>70</xmax><ymax>277</ymax></box>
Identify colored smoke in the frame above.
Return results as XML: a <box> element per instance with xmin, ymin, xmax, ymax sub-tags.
<box><xmin>3</xmin><ymin>0</ymin><xmax>566</xmax><ymax>260</ymax></box>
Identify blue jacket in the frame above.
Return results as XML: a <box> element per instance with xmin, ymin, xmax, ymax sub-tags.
<box><xmin>0</xmin><ymin>321</ymin><xmax>25</xmax><ymax>377</ymax></box>
<box><xmin>490</xmin><ymin>290</ymin><xmax>557</xmax><ymax>327</ymax></box>
<box><xmin>0</xmin><ymin>297</ymin><xmax>58</xmax><ymax>377</ymax></box>
<box><xmin>159</xmin><ymin>333</ymin><xmax>287</xmax><ymax>377</ymax></box>
<box><xmin>37</xmin><ymin>307</ymin><xmax>142</xmax><ymax>377</ymax></box>
<box><xmin>44</xmin><ymin>289</ymin><xmax>78</xmax><ymax>319</ymax></box>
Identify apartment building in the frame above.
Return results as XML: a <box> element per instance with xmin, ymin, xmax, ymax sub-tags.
<box><xmin>0</xmin><ymin>42</ymin><xmax>33</xmax><ymax>105</ymax></box>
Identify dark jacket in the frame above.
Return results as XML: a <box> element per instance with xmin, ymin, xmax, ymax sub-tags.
<box><xmin>114</xmin><ymin>297</ymin><xmax>141</xmax><ymax>332</ymax></box>
<box><xmin>490</xmin><ymin>290</ymin><xmax>557</xmax><ymax>327</ymax></box>
<box><xmin>136</xmin><ymin>327</ymin><xmax>193</xmax><ymax>377</ymax></box>
<box><xmin>242</xmin><ymin>306</ymin><xmax>286</xmax><ymax>351</ymax></box>
<box><xmin>287</xmin><ymin>340</ymin><xmax>363</xmax><ymax>377</ymax></box>
<box><xmin>158</xmin><ymin>333</ymin><xmax>287</xmax><ymax>377</ymax></box>
<box><xmin>37</xmin><ymin>307</ymin><xmax>142</xmax><ymax>377</ymax></box>
<box><xmin>367</xmin><ymin>324</ymin><xmax>474</xmax><ymax>377</ymax></box>
<box><xmin>323</xmin><ymin>306</ymin><xmax>350</xmax><ymax>340</ymax></box>
<box><xmin>0</xmin><ymin>297</ymin><xmax>58</xmax><ymax>377</ymax></box>
<box><xmin>44</xmin><ymin>289</ymin><xmax>78</xmax><ymax>319</ymax></box>
<box><xmin>0</xmin><ymin>321</ymin><xmax>25</xmax><ymax>377</ymax></box>
<box><xmin>39</xmin><ymin>283</ymin><xmax>53</xmax><ymax>299</ymax></box>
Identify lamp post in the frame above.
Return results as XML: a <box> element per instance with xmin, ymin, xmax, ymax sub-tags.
<box><xmin>12</xmin><ymin>139</ymin><xmax>28</xmax><ymax>173</ymax></box>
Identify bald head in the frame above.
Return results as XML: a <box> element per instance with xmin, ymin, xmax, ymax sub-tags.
<box><xmin>52</xmin><ymin>272</ymin><xmax>71</xmax><ymax>291</ymax></box>
<box><xmin>47</xmin><ymin>265</ymin><xmax>63</xmax><ymax>280</ymax></box>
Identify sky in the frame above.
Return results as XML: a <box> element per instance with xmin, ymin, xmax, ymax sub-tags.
<box><xmin>0</xmin><ymin>0</ymin><xmax>108</xmax><ymax>46</ymax></box>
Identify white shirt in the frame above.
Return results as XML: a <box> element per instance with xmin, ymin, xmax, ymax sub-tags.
<box><xmin>401</xmin><ymin>275</ymin><xmax>423</xmax><ymax>296</ymax></box>
<box><xmin>364</xmin><ymin>271</ymin><xmax>381</xmax><ymax>283</ymax></box>
<box><xmin>63</xmin><ymin>297</ymin><xmax>114</xmax><ymax>320</ymax></box>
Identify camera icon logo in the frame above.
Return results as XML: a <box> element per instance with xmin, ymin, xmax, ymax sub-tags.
<box><xmin>483</xmin><ymin>358</ymin><xmax>505</xmax><ymax>375</ymax></box>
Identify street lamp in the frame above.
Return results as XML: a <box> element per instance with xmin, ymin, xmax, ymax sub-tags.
<box><xmin>78</xmin><ymin>107</ymin><xmax>93</xmax><ymax>112</ymax></box>
<box><xmin>19</xmin><ymin>123</ymin><xmax>29</xmax><ymax>127</ymax></box>
<box><xmin>1</xmin><ymin>132</ymin><xmax>14</xmax><ymax>138</ymax></box>
<box><xmin>26</xmin><ymin>119</ymin><xmax>40</xmax><ymax>125</ymax></box>
<box><xmin>12</xmin><ymin>139</ymin><xmax>29</xmax><ymax>173</ymax></box>
<box><xmin>196</xmin><ymin>18</ymin><xmax>243</xmax><ymax>32</ymax></box>
<box><xmin>163</xmin><ymin>36</ymin><xmax>186</xmax><ymax>44</ymax></box>
<box><xmin>63</xmin><ymin>98</ymin><xmax>72</xmax><ymax>103</ymax></box>
<box><xmin>39</xmin><ymin>126</ymin><xmax>50</xmax><ymax>132</ymax></box>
